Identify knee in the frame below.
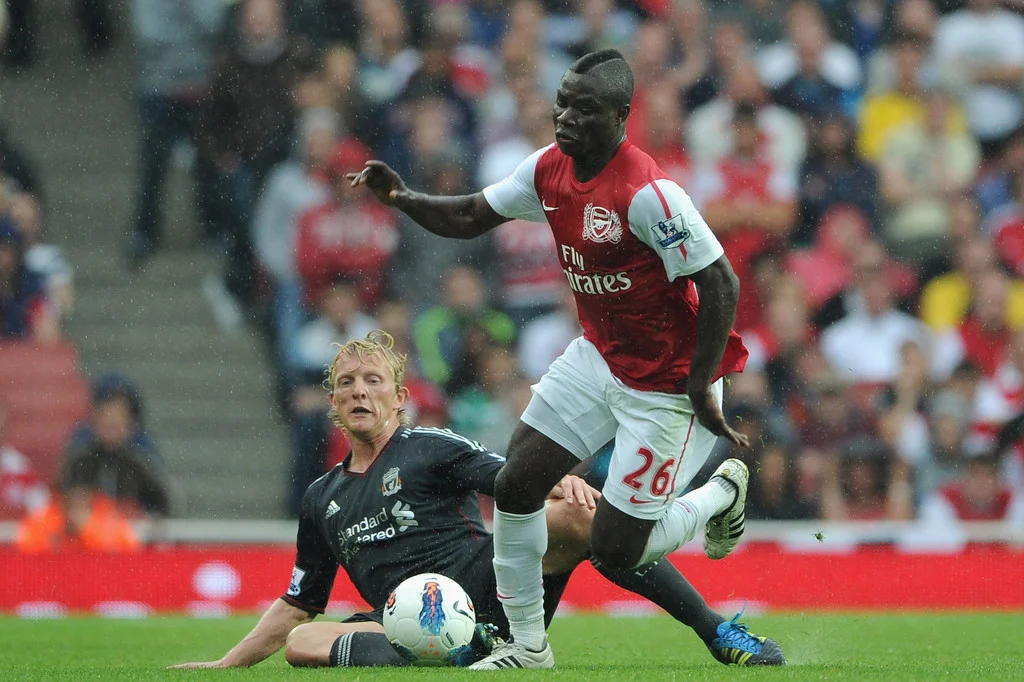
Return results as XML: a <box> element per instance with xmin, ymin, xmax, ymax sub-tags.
<box><xmin>543</xmin><ymin>499</ymin><xmax>593</xmax><ymax>572</ymax></box>
<box><xmin>493</xmin><ymin>466</ymin><xmax>518</xmax><ymax>506</ymax></box>
<box><xmin>284</xmin><ymin>624</ymin><xmax>316</xmax><ymax>668</ymax></box>
<box><xmin>493</xmin><ymin>465</ymin><xmax>546</xmax><ymax>511</ymax></box>
<box><xmin>590</xmin><ymin>531</ymin><xmax>641</xmax><ymax>571</ymax></box>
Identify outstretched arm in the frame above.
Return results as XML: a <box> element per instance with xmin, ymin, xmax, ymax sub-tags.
<box><xmin>686</xmin><ymin>256</ymin><xmax>748</xmax><ymax>448</ymax></box>
<box><xmin>169</xmin><ymin>599</ymin><xmax>314</xmax><ymax>668</ymax></box>
<box><xmin>348</xmin><ymin>160</ymin><xmax>507</xmax><ymax>239</ymax></box>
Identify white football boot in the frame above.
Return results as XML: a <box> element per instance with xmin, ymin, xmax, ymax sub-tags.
<box><xmin>703</xmin><ymin>458</ymin><xmax>749</xmax><ymax>560</ymax></box>
<box><xmin>468</xmin><ymin>638</ymin><xmax>554</xmax><ymax>670</ymax></box>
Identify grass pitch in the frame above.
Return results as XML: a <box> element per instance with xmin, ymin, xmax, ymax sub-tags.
<box><xmin>1</xmin><ymin>612</ymin><xmax>1021</xmax><ymax>680</ymax></box>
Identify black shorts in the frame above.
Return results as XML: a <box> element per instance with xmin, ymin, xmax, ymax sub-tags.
<box><xmin>342</xmin><ymin>607</ymin><xmax>384</xmax><ymax>625</ymax></box>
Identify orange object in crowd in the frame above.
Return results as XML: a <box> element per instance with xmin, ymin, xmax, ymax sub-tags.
<box><xmin>15</xmin><ymin>487</ymin><xmax>139</xmax><ymax>554</ymax></box>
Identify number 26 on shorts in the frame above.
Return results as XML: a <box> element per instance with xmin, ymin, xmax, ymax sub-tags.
<box><xmin>622</xmin><ymin>447</ymin><xmax>675</xmax><ymax>499</ymax></box>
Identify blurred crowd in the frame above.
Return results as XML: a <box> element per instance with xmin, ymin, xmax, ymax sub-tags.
<box><xmin>3</xmin><ymin>0</ymin><xmax>1024</xmax><ymax>538</ymax></box>
<box><xmin>2</xmin><ymin>374</ymin><xmax>173</xmax><ymax>552</ymax></box>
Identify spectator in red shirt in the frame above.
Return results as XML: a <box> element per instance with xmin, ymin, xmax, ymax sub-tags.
<box><xmin>741</xmin><ymin>273</ymin><xmax>816</xmax><ymax>374</ymax></box>
<box><xmin>624</xmin><ymin>20</ymin><xmax>675</xmax><ymax>152</ymax></box>
<box><xmin>786</xmin><ymin>204</ymin><xmax>872</xmax><ymax>313</ymax></box>
<box><xmin>984</xmin><ymin>171</ymin><xmax>1024</xmax><ymax>278</ymax></box>
<box><xmin>821</xmin><ymin>437</ymin><xmax>914</xmax><ymax>521</ymax></box>
<box><xmin>920</xmin><ymin>453</ymin><xmax>1024</xmax><ymax>523</ymax></box>
<box><xmin>0</xmin><ymin>402</ymin><xmax>49</xmax><ymax>519</ymax></box>
<box><xmin>644</xmin><ymin>86</ymin><xmax>692</xmax><ymax>190</ymax></box>
<box><xmin>933</xmin><ymin>269</ymin><xmax>1016</xmax><ymax>379</ymax></box>
<box><xmin>295</xmin><ymin>141</ymin><xmax>399</xmax><ymax>309</ymax></box>
<box><xmin>694</xmin><ymin>101</ymin><xmax>797</xmax><ymax>329</ymax></box>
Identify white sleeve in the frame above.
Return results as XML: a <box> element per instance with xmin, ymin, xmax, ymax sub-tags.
<box><xmin>767</xmin><ymin>165</ymin><xmax>797</xmax><ymax>201</ymax></box>
<box><xmin>930</xmin><ymin>329</ymin><xmax>966</xmax><ymax>381</ymax></box>
<box><xmin>895</xmin><ymin>412</ymin><xmax>931</xmax><ymax>466</ymax></box>
<box><xmin>481</xmin><ymin>145</ymin><xmax>549</xmax><ymax>223</ymax></box>
<box><xmin>918</xmin><ymin>492</ymin><xmax>958</xmax><ymax>525</ymax></box>
<box><xmin>1005</xmin><ymin>19</ymin><xmax>1024</xmax><ymax>64</ymax></box>
<box><xmin>687</xmin><ymin>163</ymin><xmax>724</xmax><ymax>209</ymax></box>
<box><xmin>1008</xmin><ymin>494</ymin><xmax>1024</xmax><ymax>523</ymax></box>
<box><xmin>627</xmin><ymin>179</ymin><xmax>725</xmax><ymax>280</ymax></box>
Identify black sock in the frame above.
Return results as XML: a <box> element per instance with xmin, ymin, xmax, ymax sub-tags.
<box><xmin>329</xmin><ymin>632</ymin><xmax>410</xmax><ymax>667</ymax></box>
<box><xmin>592</xmin><ymin>558</ymin><xmax>725</xmax><ymax>646</ymax></box>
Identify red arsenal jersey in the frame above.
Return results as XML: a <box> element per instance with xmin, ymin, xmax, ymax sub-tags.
<box><xmin>483</xmin><ymin>141</ymin><xmax>747</xmax><ymax>393</ymax></box>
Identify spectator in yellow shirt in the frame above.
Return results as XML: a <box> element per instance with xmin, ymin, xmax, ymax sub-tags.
<box><xmin>858</xmin><ymin>32</ymin><xmax>966</xmax><ymax>162</ymax></box>
<box><xmin>919</xmin><ymin>237</ymin><xmax>1024</xmax><ymax>331</ymax></box>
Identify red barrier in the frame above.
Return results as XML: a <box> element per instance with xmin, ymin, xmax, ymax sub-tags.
<box><xmin>2</xmin><ymin>544</ymin><xmax>1021</xmax><ymax>617</ymax></box>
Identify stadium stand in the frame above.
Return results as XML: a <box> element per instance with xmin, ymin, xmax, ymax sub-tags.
<box><xmin>2</xmin><ymin>0</ymin><xmax>1024</xmax><ymax>532</ymax></box>
<box><xmin>0</xmin><ymin>341</ymin><xmax>89</xmax><ymax>483</ymax></box>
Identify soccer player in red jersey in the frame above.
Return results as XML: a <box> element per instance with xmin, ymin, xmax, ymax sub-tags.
<box><xmin>349</xmin><ymin>49</ymin><xmax>785</xmax><ymax>669</ymax></box>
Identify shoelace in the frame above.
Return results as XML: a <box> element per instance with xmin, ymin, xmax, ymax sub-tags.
<box><xmin>716</xmin><ymin>613</ymin><xmax>764</xmax><ymax>655</ymax></box>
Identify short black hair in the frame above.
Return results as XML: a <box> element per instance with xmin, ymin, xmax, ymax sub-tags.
<box><xmin>569</xmin><ymin>48</ymin><xmax>634</xmax><ymax>110</ymax></box>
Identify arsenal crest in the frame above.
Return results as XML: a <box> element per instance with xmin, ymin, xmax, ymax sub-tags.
<box><xmin>583</xmin><ymin>203</ymin><xmax>623</xmax><ymax>244</ymax></box>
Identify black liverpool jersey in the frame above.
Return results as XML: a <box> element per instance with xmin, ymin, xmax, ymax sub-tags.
<box><xmin>280</xmin><ymin>426</ymin><xmax>505</xmax><ymax>614</ymax></box>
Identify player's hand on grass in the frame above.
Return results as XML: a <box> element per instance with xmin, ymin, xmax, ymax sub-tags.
<box><xmin>346</xmin><ymin>160</ymin><xmax>408</xmax><ymax>205</ymax></box>
<box><xmin>549</xmin><ymin>474</ymin><xmax>601</xmax><ymax>509</ymax></box>
<box><xmin>167</xmin><ymin>660</ymin><xmax>228</xmax><ymax>669</ymax></box>
<box><xmin>688</xmin><ymin>387</ymin><xmax>749</xmax><ymax>448</ymax></box>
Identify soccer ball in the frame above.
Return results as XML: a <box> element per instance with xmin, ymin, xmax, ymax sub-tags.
<box><xmin>383</xmin><ymin>573</ymin><xmax>477</xmax><ymax>666</ymax></box>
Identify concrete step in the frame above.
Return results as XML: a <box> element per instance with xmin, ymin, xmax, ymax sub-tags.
<box><xmin>74</xmin><ymin>335</ymin><xmax>271</xmax><ymax>366</ymax></box>
<box><xmin>64</xmin><ymin>251</ymin><xmax>215</xmax><ymax>290</ymax></box>
<box><xmin>69</xmin><ymin>362</ymin><xmax>278</xmax><ymax>404</ymax></box>
<box><xmin>178</xmin><ymin>479</ymin><xmax>286</xmax><ymax>519</ymax></box>
<box><xmin>76</xmin><ymin>256</ymin><xmax>223</xmax><ymax>284</ymax></box>
<box><xmin>162</xmin><ymin>442</ymin><xmax>291</xmax><ymax>478</ymax></box>
<box><xmin>1</xmin><ymin>0</ymin><xmax>290</xmax><ymax>519</ymax></box>
<box><xmin>73</xmin><ymin>336</ymin><xmax>271</xmax><ymax>370</ymax></box>
<box><xmin>69</xmin><ymin>291</ymin><xmax>225</xmax><ymax>327</ymax></box>
<box><xmin>145</xmin><ymin>395</ymin><xmax>281</xmax><ymax>423</ymax></box>
<box><xmin>70</xmin><ymin>345</ymin><xmax>273</xmax><ymax>376</ymax></box>
<box><xmin>149</xmin><ymin>411</ymin><xmax>281</xmax><ymax>438</ymax></box>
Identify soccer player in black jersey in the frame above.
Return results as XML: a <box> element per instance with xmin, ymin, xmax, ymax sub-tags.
<box><xmin>171</xmin><ymin>331</ymin><xmax>754</xmax><ymax>669</ymax></box>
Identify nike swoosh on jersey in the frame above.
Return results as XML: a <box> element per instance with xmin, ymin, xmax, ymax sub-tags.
<box><xmin>629</xmin><ymin>495</ymin><xmax>653</xmax><ymax>504</ymax></box>
<box><xmin>542</xmin><ymin>201</ymin><xmax>558</xmax><ymax>212</ymax></box>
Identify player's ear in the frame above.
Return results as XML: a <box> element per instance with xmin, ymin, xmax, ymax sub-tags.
<box><xmin>394</xmin><ymin>385</ymin><xmax>410</xmax><ymax>409</ymax></box>
<box><xmin>617</xmin><ymin>103</ymin><xmax>630</xmax><ymax>125</ymax></box>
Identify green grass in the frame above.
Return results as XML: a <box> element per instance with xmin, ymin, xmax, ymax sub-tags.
<box><xmin>1</xmin><ymin>613</ymin><xmax>1022</xmax><ymax>680</ymax></box>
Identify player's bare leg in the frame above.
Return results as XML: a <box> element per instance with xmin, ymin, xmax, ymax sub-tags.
<box><xmin>471</xmin><ymin>423</ymin><xmax>579</xmax><ymax>670</ymax></box>
<box><xmin>590</xmin><ymin>465</ymin><xmax>784</xmax><ymax>666</ymax></box>
<box><xmin>543</xmin><ymin>492</ymin><xmax>598</xmax><ymax>574</ymax></box>
<box><xmin>590</xmin><ymin>463</ymin><xmax>741</xmax><ymax>569</ymax></box>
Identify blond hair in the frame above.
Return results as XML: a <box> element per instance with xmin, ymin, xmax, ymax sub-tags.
<box><xmin>325</xmin><ymin>330</ymin><xmax>411</xmax><ymax>429</ymax></box>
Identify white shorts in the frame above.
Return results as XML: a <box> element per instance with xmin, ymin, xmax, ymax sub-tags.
<box><xmin>521</xmin><ymin>337</ymin><xmax>723</xmax><ymax>521</ymax></box>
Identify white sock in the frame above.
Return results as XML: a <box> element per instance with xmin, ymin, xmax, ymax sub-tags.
<box><xmin>634</xmin><ymin>478</ymin><xmax>736</xmax><ymax>566</ymax></box>
<box><xmin>491</xmin><ymin>506</ymin><xmax>547</xmax><ymax>650</ymax></box>
<box><xmin>690</xmin><ymin>476</ymin><xmax>737</xmax><ymax>519</ymax></box>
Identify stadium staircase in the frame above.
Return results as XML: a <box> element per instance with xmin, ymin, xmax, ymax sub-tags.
<box><xmin>0</xmin><ymin>1</ymin><xmax>291</xmax><ymax>518</ymax></box>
